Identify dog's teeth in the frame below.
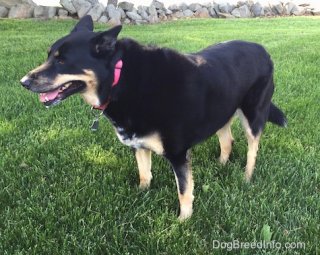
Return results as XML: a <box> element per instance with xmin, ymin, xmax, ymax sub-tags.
<box><xmin>45</xmin><ymin>96</ymin><xmax>49</xmax><ymax>102</ymax></box>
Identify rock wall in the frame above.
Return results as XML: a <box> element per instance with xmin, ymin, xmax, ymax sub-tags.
<box><xmin>0</xmin><ymin>0</ymin><xmax>319</xmax><ymax>22</ymax></box>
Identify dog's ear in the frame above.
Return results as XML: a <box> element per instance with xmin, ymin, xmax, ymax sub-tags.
<box><xmin>91</xmin><ymin>25</ymin><xmax>122</xmax><ymax>55</ymax></box>
<box><xmin>71</xmin><ymin>15</ymin><xmax>94</xmax><ymax>33</ymax></box>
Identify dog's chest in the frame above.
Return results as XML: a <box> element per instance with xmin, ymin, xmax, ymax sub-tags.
<box><xmin>115</xmin><ymin>126</ymin><xmax>142</xmax><ymax>148</ymax></box>
<box><xmin>109</xmin><ymin>118</ymin><xmax>164</xmax><ymax>155</ymax></box>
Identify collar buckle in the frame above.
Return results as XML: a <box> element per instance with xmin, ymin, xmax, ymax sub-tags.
<box><xmin>90</xmin><ymin>107</ymin><xmax>103</xmax><ymax>132</ymax></box>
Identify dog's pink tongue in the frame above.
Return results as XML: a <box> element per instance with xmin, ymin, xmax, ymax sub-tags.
<box><xmin>39</xmin><ymin>89</ymin><xmax>59</xmax><ymax>103</ymax></box>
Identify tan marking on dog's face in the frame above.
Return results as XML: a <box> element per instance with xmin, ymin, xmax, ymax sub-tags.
<box><xmin>80</xmin><ymin>69</ymin><xmax>100</xmax><ymax>106</ymax></box>
<box><xmin>52</xmin><ymin>69</ymin><xmax>100</xmax><ymax>106</ymax></box>
<box><xmin>29</xmin><ymin>62</ymin><xmax>50</xmax><ymax>75</ymax></box>
<box><xmin>54</xmin><ymin>50</ymin><xmax>59</xmax><ymax>57</ymax></box>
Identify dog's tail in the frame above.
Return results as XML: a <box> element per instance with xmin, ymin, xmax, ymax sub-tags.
<box><xmin>268</xmin><ymin>103</ymin><xmax>287</xmax><ymax>127</ymax></box>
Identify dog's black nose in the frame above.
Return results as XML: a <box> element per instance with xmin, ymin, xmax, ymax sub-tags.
<box><xmin>20</xmin><ymin>76</ymin><xmax>32</xmax><ymax>89</ymax></box>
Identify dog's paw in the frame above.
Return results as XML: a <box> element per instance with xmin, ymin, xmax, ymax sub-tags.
<box><xmin>139</xmin><ymin>179</ymin><xmax>151</xmax><ymax>190</ymax></box>
<box><xmin>219</xmin><ymin>155</ymin><xmax>229</xmax><ymax>165</ymax></box>
<box><xmin>244</xmin><ymin>171</ymin><xmax>253</xmax><ymax>183</ymax></box>
<box><xmin>178</xmin><ymin>205</ymin><xmax>193</xmax><ymax>222</ymax></box>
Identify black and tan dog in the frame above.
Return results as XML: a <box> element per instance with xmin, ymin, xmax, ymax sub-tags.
<box><xmin>21</xmin><ymin>16</ymin><xmax>286</xmax><ymax>220</ymax></box>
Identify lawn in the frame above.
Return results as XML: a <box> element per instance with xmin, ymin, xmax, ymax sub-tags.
<box><xmin>0</xmin><ymin>17</ymin><xmax>319</xmax><ymax>254</ymax></box>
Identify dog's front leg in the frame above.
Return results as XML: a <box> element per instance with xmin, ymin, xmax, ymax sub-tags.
<box><xmin>135</xmin><ymin>148</ymin><xmax>152</xmax><ymax>189</ymax></box>
<box><xmin>168</xmin><ymin>151</ymin><xmax>194</xmax><ymax>221</ymax></box>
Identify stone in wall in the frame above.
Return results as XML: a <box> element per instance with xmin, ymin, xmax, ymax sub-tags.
<box><xmin>272</xmin><ymin>3</ymin><xmax>285</xmax><ymax>15</ymax></box>
<box><xmin>87</xmin><ymin>2</ymin><xmax>104</xmax><ymax>21</ymax></box>
<box><xmin>107</xmin><ymin>0</ymin><xmax>117</xmax><ymax>6</ymax></box>
<box><xmin>58</xmin><ymin>8</ymin><xmax>68</xmax><ymax>17</ymax></box>
<box><xmin>137</xmin><ymin>5</ymin><xmax>149</xmax><ymax>20</ymax></box>
<box><xmin>126</xmin><ymin>11</ymin><xmax>142</xmax><ymax>21</ymax></box>
<box><xmin>148</xmin><ymin>4</ymin><xmax>159</xmax><ymax>23</ymax></box>
<box><xmin>286</xmin><ymin>2</ymin><xmax>299</xmax><ymax>15</ymax></box>
<box><xmin>34</xmin><ymin>6</ymin><xmax>57</xmax><ymax>19</ymax></box>
<box><xmin>98</xmin><ymin>15</ymin><xmax>108</xmax><ymax>23</ymax></box>
<box><xmin>168</xmin><ymin>4</ymin><xmax>179</xmax><ymax>12</ymax></box>
<box><xmin>189</xmin><ymin>3</ymin><xmax>202</xmax><ymax>12</ymax></box>
<box><xmin>72</xmin><ymin>0</ymin><xmax>93</xmax><ymax>18</ymax></box>
<box><xmin>152</xmin><ymin>0</ymin><xmax>164</xmax><ymax>10</ymax></box>
<box><xmin>60</xmin><ymin>0</ymin><xmax>76</xmax><ymax>14</ymax></box>
<box><xmin>183</xmin><ymin>9</ymin><xmax>193</xmax><ymax>17</ymax></box>
<box><xmin>218</xmin><ymin>3</ymin><xmax>234</xmax><ymax>13</ymax></box>
<box><xmin>209</xmin><ymin>3</ymin><xmax>219</xmax><ymax>17</ymax></box>
<box><xmin>0</xmin><ymin>0</ymin><xmax>35</xmax><ymax>8</ymax></box>
<box><xmin>106</xmin><ymin>4</ymin><xmax>121</xmax><ymax>20</ymax></box>
<box><xmin>0</xmin><ymin>6</ymin><xmax>8</xmax><ymax>17</ymax></box>
<box><xmin>194</xmin><ymin>7</ymin><xmax>210</xmax><ymax>18</ymax></box>
<box><xmin>8</xmin><ymin>4</ymin><xmax>34</xmax><ymax>18</ymax></box>
<box><xmin>118</xmin><ymin>1</ymin><xmax>133</xmax><ymax>12</ymax></box>
<box><xmin>252</xmin><ymin>2</ymin><xmax>264</xmax><ymax>17</ymax></box>
<box><xmin>231</xmin><ymin>4</ymin><xmax>251</xmax><ymax>18</ymax></box>
<box><xmin>218</xmin><ymin>12</ymin><xmax>235</xmax><ymax>18</ymax></box>
<box><xmin>179</xmin><ymin>3</ymin><xmax>188</xmax><ymax>12</ymax></box>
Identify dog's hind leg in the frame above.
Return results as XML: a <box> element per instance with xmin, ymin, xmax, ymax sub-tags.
<box><xmin>168</xmin><ymin>150</ymin><xmax>194</xmax><ymax>221</ymax></box>
<box><xmin>135</xmin><ymin>149</ymin><xmax>152</xmax><ymax>189</ymax></box>
<box><xmin>216</xmin><ymin>118</ymin><xmax>234</xmax><ymax>165</ymax></box>
<box><xmin>238</xmin><ymin>74</ymin><xmax>274</xmax><ymax>181</ymax></box>
<box><xmin>238</xmin><ymin>110</ymin><xmax>262</xmax><ymax>182</ymax></box>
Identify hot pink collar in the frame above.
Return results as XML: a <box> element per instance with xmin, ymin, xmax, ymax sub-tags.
<box><xmin>93</xmin><ymin>59</ymin><xmax>123</xmax><ymax>111</ymax></box>
<box><xmin>112</xmin><ymin>59</ymin><xmax>123</xmax><ymax>87</ymax></box>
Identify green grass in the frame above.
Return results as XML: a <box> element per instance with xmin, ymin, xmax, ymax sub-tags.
<box><xmin>0</xmin><ymin>17</ymin><xmax>319</xmax><ymax>254</ymax></box>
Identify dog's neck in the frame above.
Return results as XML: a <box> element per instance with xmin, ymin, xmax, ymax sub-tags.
<box><xmin>100</xmin><ymin>38</ymin><xmax>194</xmax><ymax>112</ymax></box>
<box><xmin>106</xmin><ymin>39</ymin><xmax>146</xmax><ymax>102</ymax></box>
<box><xmin>92</xmin><ymin>59</ymin><xmax>123</xmax><ymax>111</ymax></box>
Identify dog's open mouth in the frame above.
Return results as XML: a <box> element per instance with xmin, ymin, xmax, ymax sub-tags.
<box><xmin>39</xmin><ymin>81</ymin><xmax>85</xmax><ymax>107</ymax></box>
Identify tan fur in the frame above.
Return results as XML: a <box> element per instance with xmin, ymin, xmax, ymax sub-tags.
<box><xmin>187</xmin><ymin>54</ymin><xmax>207</xmax><ymax>66</ymax></box>
<box><xmin>142</xmin><ymin>133</ymin><xmax>164</xmax><ymax>155</ymax></box>
<box><xmin>174</xmin><ymin>160</ymin><xmax>194</xmax><ymax>221</ymax></box>
<box><xmin>115</xmin><ymin>130</ymin><xmax>164</xmax><ymax>155</ymax></box>
<box><xmin>245</xmin><ymin>134</ymin><xmax>260</xmax><ymax>181</ymax></box>
<box><xmin>52</xmin><ymin>69</ymin><xmax>100</xmax><ymax>106</ymax></box>
<box><xmin>135</xmin><ymin>149</ymin><xmax>152</xmax><ymax>189</ymax></box>
<box><xmin>216</xmin><ymin>118</ymin><xmax>234</xmax><ymax>164</ymax></box>
<box><xmin>237</xmin><ymin>110</ymin><xmax>261</xmax><ymax>182</ymax></box>
<box><xmin>194</xmin><ymin>55</ymin><xmax>207</xmax><ymax>66</ymax></box>
<box><xmin>30</xmin><ymin>62</ymin><xmax>50</xmax><ymax>74</ymax></box>
<box><xmin>28</xmin><ymin>64</ymin><xmax>100</xmax><ymax>106</ymax></box>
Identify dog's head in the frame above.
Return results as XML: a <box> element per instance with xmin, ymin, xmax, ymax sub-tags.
<box><xmin>20</xmin><ymin>16</ymin><xmax>122</xmax><ymax>108</ymax></box>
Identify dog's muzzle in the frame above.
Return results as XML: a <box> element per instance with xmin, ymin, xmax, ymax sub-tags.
<box><xmin>20</xmin><ymin>75</ymin><xmax>32</xmax><ymax>89</ymax></box>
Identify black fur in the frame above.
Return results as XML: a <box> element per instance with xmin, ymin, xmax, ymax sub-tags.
<box><xmin>107</xmin><ymin>38</ymin><xmax>286</xmax><ymax>154</ymax></box>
